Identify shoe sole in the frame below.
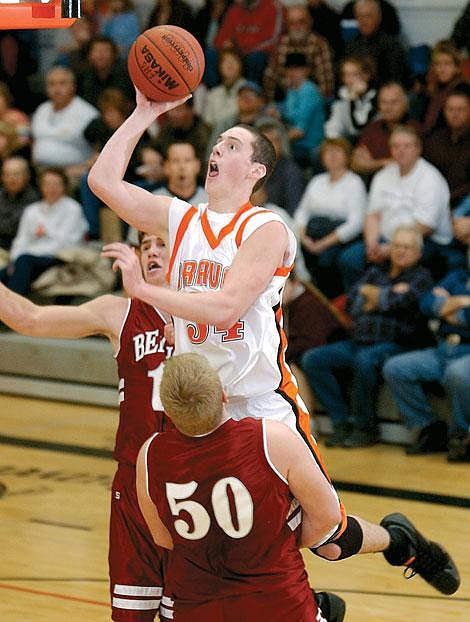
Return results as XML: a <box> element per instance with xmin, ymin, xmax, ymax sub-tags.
<box><xmin>381</xmin><ymin>512</ymin><xmax>460</xmax><ymax>595</ymax></box>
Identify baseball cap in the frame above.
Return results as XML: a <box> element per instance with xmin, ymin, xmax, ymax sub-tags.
<box><xmin>237</xmin><ymin>80</ymin><xmax>264</xmax><ymax>96</ymax></box>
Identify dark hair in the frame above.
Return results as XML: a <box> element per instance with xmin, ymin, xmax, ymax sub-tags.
<box><xmin>432</xmin><ymin>39</ymin><xmax>462</xmax><ymax>68</ymax></box>
<box><xmin>341</xmin><ymin>53</ymin><xmax>377</xmax><ymax>83</ymax></box>
<box><xmin>112</xmin><ymin>0</ymin><xmax>134</xmax><ymax>11</ymax></box>
<box><xmin>319</xmin><ymin>137</ymin><xmax>353</xmax><ymax>166</ymax></box>
<box><xmin>97</xmin><ymin>87</ymin><xmax>133</xmax><ymax>117</ymax></box>
<box><xmin>445</xmin><ymin>82</ymin><xmax>470</xmax><ymax>103</ymax></box>
<box><xmin>379</xmin><ymin>80</ymin><xmax>407</xmax><ymax>94</ymax></box>
<box><xmin>89</xmin><ymin>35</ymin><xmax>119</xmax><ymax>57</ymax></box>
<box><xmin>38</xmin><ymin>167</ymin><xmax>69</xmax><ymax>191</ymax></box>
<box><xmin>285</xmin><ymin>52</ymin><xmax>308</xmax><ymax>69</ymax></box>
<box><xmin>235</xmin><ymin>123</ymin><xmax>277</xmax><ymax>192</ymax></box>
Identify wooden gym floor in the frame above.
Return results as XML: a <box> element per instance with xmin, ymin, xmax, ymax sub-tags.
<box><xmin>0</xmin><ymin>394</ymin><xmax>468</xmax><ymax>621</ymax></box>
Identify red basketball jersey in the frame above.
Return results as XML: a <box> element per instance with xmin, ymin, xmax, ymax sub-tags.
<box><xmin>114</xmin><ymin>298</ymin><xmax>174</xmax><ymax>465</ymax></box>
<box><xmin>144</xmin><ymin>418</ymin><xmax>316</xmax><ymax>619</ymax></box>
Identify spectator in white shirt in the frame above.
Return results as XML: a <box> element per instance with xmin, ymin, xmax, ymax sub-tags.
<box><xmin>31</xmin><ymin>66</ymin><xmax>99</xmax><ymax>184</ymax></box>
<box><xmin>338</xmin><ymin>125</ymin><xmax>456</xmax><ymax>289</ymax></box>
<box><xmin>0</xmin><ymin>168</ymin><xmax>88</xmax><ymax>295</ymax></box>
<box><xmin>294</xmin><ymin>137</ymin><xmax>367</xmax><ymax>297</ymax></box>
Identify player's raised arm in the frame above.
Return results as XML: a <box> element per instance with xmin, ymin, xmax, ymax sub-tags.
<box><xmin>265</xmin><ymin>420</ymin><xmax>343</xmax><ymax>549</ymax></box>
<box><xmin>88</xmin><ymin>90</ymin><xmax>190</xmax><ymax>236</ymax></box>
<box><xmin>0</xmin><ymin>283</ymin><xmax>125</xmax><ymax>349</ymax></box>
<box><xmin>103</xmin><ymin>219</ymin><xmax>288</xmax><ymax>328</ymax></box>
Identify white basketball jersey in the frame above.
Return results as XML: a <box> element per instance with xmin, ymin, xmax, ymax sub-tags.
<box><xmin>167</xmin><ymin>197</ymin><xmax>297</xmax><ymax>399</ymax></box>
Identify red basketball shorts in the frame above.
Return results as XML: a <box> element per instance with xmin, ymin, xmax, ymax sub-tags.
<box><xmin>109</xmin><ymin>463</ymin><xmax>166</xmax><ymax>622</ymax></box>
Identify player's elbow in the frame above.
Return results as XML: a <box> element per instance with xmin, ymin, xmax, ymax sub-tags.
<box><xmin>213</xmin><ymin>302</ymin><xmax>242</xmax><ymax>330</ymax></box>
<box><xmin>327</xmin><ymin>505</ymin><xmax>343</xmax><ymax>533</ymax></box>
<box><xmin>13</xmin><ymin>307</ymin><xmax>42</xmax><ymax>337</ymax></box>
<box><xmin>214</xmin><ymin>312</ymin><xmax>239</xmax><ymax>330</ymax></box>
<box><xmin>87</xmin><ymin>159</ymin><xmax>119</xmax><ymax>199</ymax></box>
<box><xmin>207</xmin><ymin>291</ymin><xmax>244</xmax><ymax>329</ymax></box>
<box><xmin>301</xmin><ymin>505</ymin><xmax>343</xmax><ymax>549</ymax></box>
<box><xmin>87</xmin><ymin>166</ymin><xmax>104</xmax><ymax>197</ymax></box>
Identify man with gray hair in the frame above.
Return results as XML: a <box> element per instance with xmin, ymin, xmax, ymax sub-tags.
<box><xmin>302</xmin><ymin>225</ymin><xmax>433</xmax><ymax>448</ymax></box>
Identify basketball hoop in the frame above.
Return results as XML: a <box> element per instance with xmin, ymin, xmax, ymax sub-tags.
<box><xmin>0</xmin><ymin>0</ymin><xmax>80</xmax><ymax>29</ymax></box>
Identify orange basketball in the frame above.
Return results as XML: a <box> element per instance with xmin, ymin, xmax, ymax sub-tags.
<box><xmin>128</xmin><ymin>26</ymin><xmax>205</xmax><ymax>102</ymax></box>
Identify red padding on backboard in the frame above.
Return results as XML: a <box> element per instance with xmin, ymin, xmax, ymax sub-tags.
<box><xmin>31</xmin><ymin>4</ymin><xmax>56</xmax><ymax>18</ymax></box>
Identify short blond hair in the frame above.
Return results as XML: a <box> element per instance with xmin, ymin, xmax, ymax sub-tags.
<box><xmin>160</xmin><ymin>353</ymin><xmax>224</xmax><ymax>436</ymax></box>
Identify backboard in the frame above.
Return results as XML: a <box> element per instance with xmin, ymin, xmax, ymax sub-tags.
<box><xmin>0</xmin><ymin>0</ymin><xmax>80</xmax><ymax>29</ymax></box>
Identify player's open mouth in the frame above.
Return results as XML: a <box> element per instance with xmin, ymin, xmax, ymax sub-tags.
<box><xmin>208</xmin><ymin>161</ymin><xmax>219</xmax><ymax>177</ymax></box>
<box><xmin>148</xmin><ymin>261</ymin><xmax>161</xmax><ymax>273</ymax></box>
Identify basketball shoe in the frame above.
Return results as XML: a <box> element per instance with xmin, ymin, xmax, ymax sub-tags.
<box><xmin>314</xmin><ymin>591</ymin><xmax>346</xmax><ymax>622</ymax></box>
<box><xmin>380</xmin><ymin>512</ymin><xmax>460</xmax><ymax>595</ymax></box>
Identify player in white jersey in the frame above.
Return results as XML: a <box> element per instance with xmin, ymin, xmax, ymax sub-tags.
<box><xmin>165</xmin><ymin>196</ymin><xmax>303</xmax><ymax>426</ymax></box>
<box><xmin>89</xmin><ymin>90</ymin><xmax>460</xmax><ymax>600</ymax></box>
<box><xmin>91</xmin><ymin>93</ymin><xmax>303</xmax><ymax>426</ymax></box>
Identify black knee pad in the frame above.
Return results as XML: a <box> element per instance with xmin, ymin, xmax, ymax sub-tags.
<box><xmin>313</xmin><ymin>516</ymin><xmax>363</xmax><ymax>560</ymax></box>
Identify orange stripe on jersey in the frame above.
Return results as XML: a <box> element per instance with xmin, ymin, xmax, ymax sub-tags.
<box><xmin>234</xmin><ymin>209</ymin><xmax>268</xmax><ymax>247</ymax></box>
<box><xmin>274</xmin><ymin>263</ymin><xmax>294</xmax><ymax>277</ymax></box>
<box><xmin>235</xmin><ymin>211</ymin><xmax>294</xmax><ymax>277</ymax></box>
<box><xmin>201</xmin><ymin>201</ymin><xmax>253</xmax><ymax>249</ymax></box>
<box><xmin>273</xmin><ymin>303</ymin><xmax>331</xmax><ymax>481</ymax></box>
<box><xmin>166</xmin><ymin>205</ymin><xmax>197</xmax><ymax>283</ymax></box>
<box><xmin>273</xmin><ymin>302</ymin><xmax>348</xmax><ymax>535</ymax></box>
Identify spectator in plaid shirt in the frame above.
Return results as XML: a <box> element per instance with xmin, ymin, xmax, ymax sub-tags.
<box><xmin>263</xmin><ymin>3</ymin><xmax>335</xmax><ymax>102</ymax></box>
<box><xmin>301</xmin><ymin>225</ymin><xmax>433</xmax><ymax>448</ymax></box>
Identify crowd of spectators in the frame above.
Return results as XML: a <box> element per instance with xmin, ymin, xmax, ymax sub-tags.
<box><xmin>0</xmin><ymin>0</ymin><xmax>469</xmax><ymax>461</ymax></box>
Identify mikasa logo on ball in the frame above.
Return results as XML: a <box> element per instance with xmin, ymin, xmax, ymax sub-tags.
<box><xmin>141</xmin><ymin>44</ymin><xmax>180</xmax><ymax>90</ymax></box>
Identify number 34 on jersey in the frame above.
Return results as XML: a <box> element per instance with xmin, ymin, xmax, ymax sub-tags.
<box><xmin>186</xmin><ymin>320</ymin><xmax>245</xmax><ymax>344</ymax></box>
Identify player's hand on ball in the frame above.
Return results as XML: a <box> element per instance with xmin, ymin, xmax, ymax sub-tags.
<box><xmin>134</xmin><ymin>87</ymin><xmax>192</xmax><ymax>121</ymax></box>
<box><xmin>102</xmin><ymin>243</ymin><xmax>144</xmax><ymax>298</ymax></box>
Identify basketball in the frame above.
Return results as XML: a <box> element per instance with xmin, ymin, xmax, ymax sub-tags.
<box><xmin>128</xmin><ymin>26</ymin><xmax>205</xmax><ymax>102</ymax></box>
